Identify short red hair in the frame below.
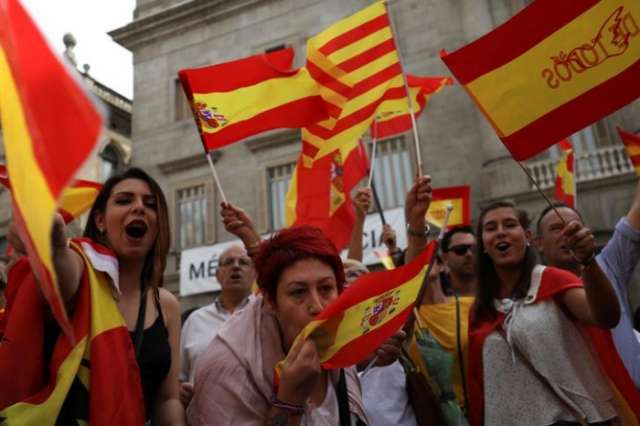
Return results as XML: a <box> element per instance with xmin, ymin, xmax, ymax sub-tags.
<box><xmin>254</xmin><ymin>226</ymin><xmax>345</xmax><ymax>303</ymax></box>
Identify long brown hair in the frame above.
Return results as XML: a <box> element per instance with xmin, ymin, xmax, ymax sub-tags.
<box><xmin>474</xmin><ymin>201</ymin><xmax>538</xmax><ymax>321</ymax></box>
<box><xmin>83</xmin><ymin>168</ymin><xmax>170</xmax><ymax>289</ymax></box>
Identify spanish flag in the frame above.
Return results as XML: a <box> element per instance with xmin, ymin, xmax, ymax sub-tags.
<box><xmin>0</xmin><ymin>0</ymin><xmax>104</xmax><ymax>339</ymax></box>
<box><xmin>285</xmin><ymin>139</ymin><xmax>369</xmax><ymax>251</ymax></box>
<box><xmin>554</xmin><ymin>139</ymin><xmax>576</xmax><ymax>208</ymax></box>
<box><xmin>178</xmin><ymin>47</ymin><xmax>346</xmax><ymax>151</ymax></box>
<box><xmin>286</xmin><ymin>241</ymin><xmax>436</xmax><ymax>370</ymax></box>
<box><xmin>374</xmin><ymin>249</ymin><xmax>396</xmax><ymax>270</ymax></box>
<box><xmin>426</xmin><ymin>186</ymin><xmax>471</xmax><ymax>230</ymax></box>
<box><xmin>442</xmin><ymin>0</ymin><xmax>640</xmax><ymax>161</ymax></box>
<box><xmin>302</xmin><ymin>1</ymin><xmax>405</xmax><ymax>163</ymax></box>
<box><xmin>0</xmin><ymin>164</ymin><xmax>101</xmax><ymax>224</ymax></box>
<box><xmin>372</xmin><ymin>75</ymin><xmax>453</xmax><ymax>139</ymax></box>
<box><xmin>618</xmin><ymin>126</ymin><xmax>640</xmax><ymax>176</ymax></box>
<box><xmin>0</xmin><ymin>239</ymin><xmax>144</xmax><ymax>425</ymax></box>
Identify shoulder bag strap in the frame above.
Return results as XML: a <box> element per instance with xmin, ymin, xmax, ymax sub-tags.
<box><xmin>497</xmin><ymin>328</ymin><xmax>588</xmax><ymax>426</ymax></box>
<box><xmin>335</xmin><ymin>368</ymin><xmax>352</xmax><ymax>426</ymax></box>
<box><xmin>133</xmin><ymin>287</ymin><xmax>148</xmax><ymax>359</ymax></box>
<box><xmin>455</xmin><ymin>294</ymin><xmax>470</xmax><ymax>414</ymax></box>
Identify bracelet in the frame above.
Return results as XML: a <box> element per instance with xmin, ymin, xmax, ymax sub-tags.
<box><xmin>406</xmin><ymin>223</ymin><xmax>430</xmax><ymax>238</ymax></box>
<box><xmin>270</xmin><ymin>394</ymin><xmax>305</xmax><ymax>416</ymax></box>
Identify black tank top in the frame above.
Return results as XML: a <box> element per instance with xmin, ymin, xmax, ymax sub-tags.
<box><xmin>129</xmin><ymin>289</ymin><xmax>172</xmax><ymax>421</ymax></box>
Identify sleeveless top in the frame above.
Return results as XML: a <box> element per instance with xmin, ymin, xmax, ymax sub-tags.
<box><xmin>129</xmin><ymin>289</ymin><xmax>172</xmax><ymax>421</ymax></box>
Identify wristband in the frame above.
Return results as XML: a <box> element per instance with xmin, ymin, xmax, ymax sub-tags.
<box><xmin>406</xmin><ymin>224</ymin><xmax>430</xmax><ymax>238</ymax></box>
<box><xmin>270</xmin><ymin>394</ymin><xmax>305</xmax><ymax>416</ymax></box>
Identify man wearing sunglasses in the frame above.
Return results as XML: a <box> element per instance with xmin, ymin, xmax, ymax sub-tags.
<box><xmin>441</xmin><ymin>226</ymin><xmax>477</xmax><ymax>296</ymax></box>
<box><xmin>179</xmin><ymin>245</ymin><xmax>256</xmax><ymax>406</ymax></box>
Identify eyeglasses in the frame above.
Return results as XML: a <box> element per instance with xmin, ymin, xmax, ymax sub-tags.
<box><xmin>219</xmin><ymin>257</ymin><xmax>253</xmax><ymax>267</ymax></box>
<box><xmin>447</xmin><ymin>244</ymin><xmax>475</xmax><ymax>255</ymax></box>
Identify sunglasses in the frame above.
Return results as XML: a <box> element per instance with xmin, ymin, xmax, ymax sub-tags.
<box><xmin>447</xmin><ymin>244</ymin><xmax>475</xmax><ymax>255</ymax></box>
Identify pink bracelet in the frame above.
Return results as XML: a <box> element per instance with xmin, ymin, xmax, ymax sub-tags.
<box><xmin>270</xmin><ymin>394</ymin><xmax>305</xmax><ymax>415</ymax></box>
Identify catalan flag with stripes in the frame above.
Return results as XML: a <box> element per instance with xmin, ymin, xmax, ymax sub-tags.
<box><xmin>285</xmin><ymin>139</ymin><xmax>369</xmax><ymax>251</ymax></box>
<box><xmin>0</xmin><ymin>239</ymin><xmax>144</xmax><ymax>425</ymax></box>
<box><xmin>0</xmin><ymin>0</ymin><xmax>104</xmax><ymax>339</ymax></box>
<box><xmin>281</xmin><ymin>241</ymin><xmax>436</xmax><ymax>373</ymax></box>
<box><xmin>179</xmin><ymin>47</ymin><xmax>349</xmax><ymax>151</ymax></box>
<box><xmin>426</xmin><ymin>186</ymin><xmax>471</xmax><ymax>230</ymax></box>
<box><xmin>302</xmin><ymin>1</ymin><xmax>405</xmax><ymax>163</ymax></box>
<box><xmin>0</xmin><ymin>164</ymin><xmax>101</xmax><ymax>224</ymax></box>
<box><xmin>554</xmin><ymin>139</ymin><xmax>576</xmax><ymax>208</ymax></box>
<box><xmin>442</xmin><ymin>0</ymin><xmax>640</xmax><ymax>161</ymax></box>
<box><xmin>618</xmin><ymin>127</ymin><xmax>640</xmax><ymax>176</ymax></box>
<box><xmin>372</xmin><ymin>75</ymin><xmax>453</xmax><ymax>139</ymax></box>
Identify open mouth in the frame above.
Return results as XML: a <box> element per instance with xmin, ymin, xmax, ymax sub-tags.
<box><xmin>496</xmin><ymin>242</ymin><xmax>510</xmax><ymax>252</ymax></box>
<box><xmin>230</xmin><ymin>273</ymin><xmax>242</xmax><ymax>280</ymax></box>
<box><xmin>125</xmin><ymin>220</ymin><xmax>148</xmax><ymax>239</ymax></box>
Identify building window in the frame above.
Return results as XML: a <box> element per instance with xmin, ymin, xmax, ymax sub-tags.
<box><xmin>370</xmin><ymin>136</ymin><xmax>413</xmax><ymax>210</ymax></box>
<box><xmin>176</xmin><ymin>184</ymin><xmax>207</xmax><ymax>249</ymax></box>
<box><xmin>100</xmin><ymin>144</ymin><xmax>120</xmax><ymax>181</ymax></box>
<box><xmin>174</xmin><ymin>78</ymin><xmax>192</xmax><ymax>121</ymax></box>
<box><xmin>267</xmin><ymin>163</ymin><xmax>295</xmax><ymax>230</ymax></box>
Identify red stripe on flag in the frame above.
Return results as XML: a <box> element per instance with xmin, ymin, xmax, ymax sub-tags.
<box><xmin>319</xmin><ymin>13</ymin><xmax>391</xmax><ymax>55</ymax></box>
<box><xmin>201</xmin><ymin>96</ymin><xmax>330</xmax><ymax>151</ymax></box>
<box><xmin>500</xmin><ymin>60</ymin><xmax>640</xmax><ymax>161</ymax></box>
<box><xmin>338</xmin><ymin>39</ymin><xmax>397</xmax><ymax>73</ymax></box>
<box><xmin>441</xmin><ymin>0</ymin><xmax>599</xmax><ymax>83</ymax></box>
<box><xmin>630</xmin><ymin>155</ymin><xmax>640</xmax><ymax>167</ymax></box>
<box><xmin>0</xmin><ymin>0</ymin><xmax>102</xmax><ymax>197</ymax></box>
<box><xmin>305</xmin><ymin>59</ymin><xmax>353</xmax><ymax>99</ymax></box>
<box><xmin>302</xmin><ymin>141</ymin><xmax>320</xmax><ymax>158</ymax></box>
<box><xmin>349</xmin><ymin>62</ymin><xmax>402</xmax><ymax>98</ymax></box>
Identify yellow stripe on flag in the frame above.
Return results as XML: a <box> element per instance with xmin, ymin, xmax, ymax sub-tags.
<box><xmin>626</xmin><ymin>145</ymin><xmax>640</xmax><ymax>156</ymax></box>
<box><xmin>0</xmin><ymin>48</ymin><xmax>57</xmax><ymax>280</ymax></box>
<box><xmin>427</xmin><ymin>199</ymin><xmax>465</xmax><ymax>229</ymax></box>
<box><xmin>346</xmin><ymin>49</ymin><xmax>399</xmax><ymax>83</ymax></box>
<box><xmin>285</xmin><ymin>164</ymin><xmax>298</xmax><ymax>227</ymax></box>
<box><xmin>466</xmin><ymin>0</ymin><xmax>640</xmax><ymax>137</ymax></box>
<box><xmin>327</xmin><ymin>26</ymin><xmax>394</xmax><ymax>64</ymax></box>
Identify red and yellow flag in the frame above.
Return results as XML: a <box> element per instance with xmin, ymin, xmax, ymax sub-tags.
<box><xmin>374</xmin><ymin>249</ymin><xmax>396</xmax><ymax>270</ymax></box>
<box><xmin>0</xmin><ymin>239</ymin><xmax>144</xmax><ymax>424</ymax></box>
<box><xmin>285</xmin><ymin>140</ymin><xmax>369</xmax><ymax>251</ymax></box>
<box><xmin>554</xmin><ymin>139</ymin><xmax>576</xmax><ymax>208</ymax></box>
<box><xmin>372</xmin><ymin>75</ymin><xmax>453</xmax><ymax>139</ymax></box>
<box><xmin>302</xmin><ymin>1</ymin><xmax>405</xmax><ymax>163</ymax></box>
<box><xmin>618</xmin><ymin>126</ymin><xmax>640</xmax><ymax>176</ymax></box>
<box><xmin>0</xmin><ymin>0</ymin><xmax>104</xmax><ymax>339</ymax></box>
<box><xmin>441</xmin><ymin>0</ymin><xmax>640</xmax><ymax>160</ymax></box>
<box><xmin>178</xmin><ymin>47</ymin><xmax>346</xmax><ymax>151</ymax></box>
<box><xmin>426</xmin><ymin>186</ymin><xmax>471</xmax><ymax>229</ymax></box>
<box><xmin>0</xmin><ymin>164</ymin><xmax>101</xmax><ymax>223</ymax></box>
<box><xmin>287</xmin><ymin>241</ymin><xmax>436</xmax><ymax>370</ymax></box>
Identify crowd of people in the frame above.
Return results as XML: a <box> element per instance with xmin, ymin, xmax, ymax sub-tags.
<box><xmin>1</xmin><ymin>165</ymin><xmax>640</xmax><ymax>425</ymax></box>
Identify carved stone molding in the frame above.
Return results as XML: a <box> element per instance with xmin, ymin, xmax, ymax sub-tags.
<box><xmin>158</xmin><ymin>150</ymin><xmax>222</xmax><ymax>175</ymax></box>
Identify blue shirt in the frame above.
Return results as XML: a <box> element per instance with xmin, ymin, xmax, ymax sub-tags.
<box><xmin>596</xmin><ymin>217</ymin><xmax>640</xmax><ymax>388</ymax></box>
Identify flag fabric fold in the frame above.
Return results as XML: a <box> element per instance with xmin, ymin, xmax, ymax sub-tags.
<box><xmin>178</xmin><ymin>47</ymin><xmax>346</xmax><ymax>152</ymax></box>
<box><xmin>374</xmin><ymin>249</ymin><xmax>396</xmax><ymax>270</ymax></box>
<box><xmin>282</xmin><ymin>241</ymin><xmax>436</xmax><ymax>373</ymax></box>
<box><xmin>554</xmin><ymin>139</ymin><xmax>576</xmax><ymax>208</ymax></box>
<box><xmin>371</xmin><ymin>75</ymin><xmax>453</xmax><ymax>139</ymax></box>
<box><xmin>0</xmin><ymin>239</ymin><xmax>144</xmax><ymax>425</ymax></box>
<box><xmin>426</xmin><ymin>186</ymin><xmax>471</xmax><ymax>229</ymax></box>
<box><xmin>441</xmin><ymin>0</ymin><xmax>640</xmax><ymax>160</ymax></box>
<box><xmin>0</xmin><ymin>0</ymin><xmax>104</xmax><ymax>339</ymax></box>
<box><xmin>618</xmin><ymin>127</ymin><xmax>640</xmax><ymax>176</ymax></box>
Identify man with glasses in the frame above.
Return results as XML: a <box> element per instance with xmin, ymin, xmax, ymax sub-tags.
<box><xmin>179</xmin><ymin>245</ymin><xmax>256</xmax><ymax>407</ymax></box>
<box><xmin>441</xmin><ymin>226</ymin><xmax>477</xmax><ymax>296</ymax></box>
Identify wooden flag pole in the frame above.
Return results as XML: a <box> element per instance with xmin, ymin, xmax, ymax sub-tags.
<box><xmin>383</xmin><ymin>1</ymin><xmax>423</xmax><ymax>176</ymax></box>
<box><xmin>206</xmin><ymin>151</ymin><xmax>227</xmax><ymax>203</ymax></box>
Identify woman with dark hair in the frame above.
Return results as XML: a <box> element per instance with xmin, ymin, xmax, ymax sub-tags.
<box><xmin>5</xmin><ymin>167</ymin><xmax>184</xmax><ymax>424</ymax></box>
<box><xmin>467</xmin><ymin>201</ymin><xmax>640</xmax><ymax>426</ymax></box>
<box><xmin>188</xmin><ymin>205</ymin><xmax>370</xmax><ymax>425</ymax></box>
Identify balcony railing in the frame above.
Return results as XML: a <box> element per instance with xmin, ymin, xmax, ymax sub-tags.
<box><xmin>526</xmin><ymin>145</ymin><xmax>634</xmax><ymax>189</ymax></box>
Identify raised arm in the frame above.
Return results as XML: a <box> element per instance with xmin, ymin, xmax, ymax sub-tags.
<box><xmin>220</xmin><ymin>202</ymin><xmax>262</xmax><ymax>258</ymax></box>
<box><xmin>404</xmin><ymin>175</ymin><xmax>432</xmax><ymax>264</ymax></box>
<box><xmin>558</xmin><ymin>221</ymin><xmax>620</xmax><ymax>328</ymax></box>
<box><xmin>346</xmin><ymin>187</ymin><xmax>371</xmax><ymax>262</ymax></box>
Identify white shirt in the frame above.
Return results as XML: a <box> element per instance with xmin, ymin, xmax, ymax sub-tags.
<box><xmin>359</xmin><ymin>361</ymin><xmax>417</xmax><ymax>426</ymax></box>
<box><xmin>180</xmin><ymin>297</ymin><xmax>250</xmax><ymax>382</ymax></box>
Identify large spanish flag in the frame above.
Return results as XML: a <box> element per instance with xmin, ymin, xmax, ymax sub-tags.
<box><xmin>442</xmin><ymin>0</ymin><xmax>640</xmax><ymax>161</ymax></box>
<box><xmin>302</xmin><ymin>1</ymin><xmax>405</xmax><ymax>163</ymax></box>
<box><xmin>287</xmin><ymin>241</ymin><xmax>436</xmax><ymax>370</ymax></box>
<box><xmin>554</xmin><ymin>139</ymin><xmax>576</xmax><ymax>208</ymax></box>
<box><xmin>178</xmin><ymin>47</ymin><xmax>347</xmax><ymax>151</ymax></box>
<box><xmin>426</xmin><ymin>186</ymin><xmax>471</xmax><ymax>229</ymax></box>
<box><xmin>0</xmin><ymin>164</ymin><xmax>101</xmax><ymax>224</ymax></box>
<box><xmin>285</xmin><ymin>139</ymin><xmax>369</xmax><ymax>251</ymax></box>
<box><xmin>618</xmin><ymin>126</ymin><xmax>640</xmax><ymax>176</ymax></box>
<box><xmin>0</xmin><ymin>239</ymin><xmax>144</xmax><ymax>424</ymax></box>
<box><xmin>0</xmin><ymin>0</ymin><xmax>104</xmax><ymax>339</ymax></box>
<box><xmin>372</xmin><ymin>75</ymin><xmax>453</xmax><ymax>139</ymax></box>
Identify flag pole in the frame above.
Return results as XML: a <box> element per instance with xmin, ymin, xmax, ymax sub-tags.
<box><xmin>515</xmin><ymin>160</ymin><xmax>567</xmax><ymax>226</ymax></box>
<box><xmin>370</xmin><ymin>180</ymin><xmax>387</xmax><ymax>226</ymax></box>
<box><xmin>206</xmin><ymin>151</ymin><xmax>227</xmax><ymax>203</ymax></box>
<box><xmin>384</xmin><ymin>1</ymin><xmax>423</xmax><ymax>176</ymax></box>
<box><xmin>367</xmin><ymin>120</ymin><xmax>378</xmax><ymax>188</ymax></box>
